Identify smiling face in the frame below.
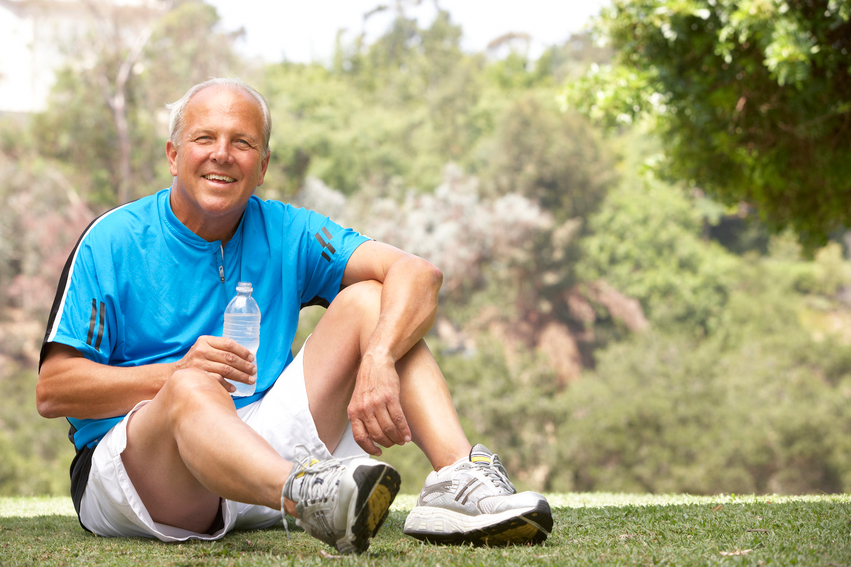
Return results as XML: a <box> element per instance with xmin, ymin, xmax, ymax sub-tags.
<box><xmin>166</xmin><ymin>85</ymin><xmax>270</xmax><ymax>243</ymax></box>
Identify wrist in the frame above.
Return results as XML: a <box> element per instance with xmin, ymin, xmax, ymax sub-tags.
<box><xmin>363</xmin><ymin>343</ymin><xmax>397</xmax><ymax>367</ymax></box>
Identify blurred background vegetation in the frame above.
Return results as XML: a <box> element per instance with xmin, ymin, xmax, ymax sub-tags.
<box><xmin>1</xmin><ymin>0</ymin><xmax>850</xmax><ymax>497</ymax></box>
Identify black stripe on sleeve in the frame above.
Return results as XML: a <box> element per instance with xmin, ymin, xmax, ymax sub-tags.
<box><xmin>86</xmin><ymin>299</ymin><xmax>97</xmax><ymax>346</ymax></box>
<box><xmin>94</xmin><ymin>301</ymin><xmax>105</xmax><ymax>351</ymax></box>
<box><xmin>321</xmin><ymin>227</ymin><xmax>336</xmax><ymax>254</ymax></box>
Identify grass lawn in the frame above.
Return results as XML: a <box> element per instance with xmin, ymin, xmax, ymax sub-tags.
<box><xmin>1</xmin><ymin>493</ymin><xmax>849</xmax><ymax>566</ymax></box>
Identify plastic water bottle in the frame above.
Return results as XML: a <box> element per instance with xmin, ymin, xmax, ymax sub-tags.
<box><xmin>223</xmin><ymin>281</ymin><xmax>260</xmax><ymax>397</ymax></box>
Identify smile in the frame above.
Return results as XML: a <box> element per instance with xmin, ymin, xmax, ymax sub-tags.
<box><xmin>203</xmin><ymin>174</ymin><xmax>236</xmax><ymax>183</ymax></box>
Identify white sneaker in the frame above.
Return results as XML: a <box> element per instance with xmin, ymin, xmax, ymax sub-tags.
<box><xmin>404</xmin><ymin>444</ymin><xmax>552</xmax><ymax>546</ymax></box>
<box><xmin>281</xmin><ymin>447</ymin><xmax>401</xmax><ymax>554</ymax></box>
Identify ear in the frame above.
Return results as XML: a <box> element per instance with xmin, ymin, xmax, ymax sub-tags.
<box><xmin>166</xmin><ymin>140</ymin><xmax>179</xmax><ymax>177</ymax></box>
<box><xmin>256</xmin><ymin>152</ymin><xmax>271</xmax><ymax>187</ymax></box>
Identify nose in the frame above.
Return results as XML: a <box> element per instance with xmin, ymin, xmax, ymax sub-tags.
<box><xmin>210</xmin><ymin>138</ymin><xmax>233</xmax><ymax>164</ymax></box>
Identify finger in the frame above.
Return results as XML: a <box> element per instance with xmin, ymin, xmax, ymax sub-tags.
<box><xmin>212</xmin><ymin>336</ymin><xmax>256</xmax><ymax>362</ymax></box>
<box><xmin>189</xmin><ymin>337</ymin><xmax>255</xmax><ymax>368</ymax></box>
<box><xmin>218</xmin><ymin>375</ymin><xmax>237</xmax><ymax>393</ymax></box>
<box><xmin>216</xmin><ymin>360</ymin><xmax>256</xmax><ymax>387</ymax></box>
<box><xmin>371</xmin><ymin>405</ymin><xmax>405</xmax><ymax>447</ymax></box>
<box><xmin>218</xmin><ymin>349</ymin><xmax>258</xmax><ymax>378</ymax></box>
<box><xmin>386</xmin><ymin>398</ymin><xmax>411</xmax><ymax>444</ymax></box>
<box><xmin>350</xmin><ymin>418</ymin><xmax>381</xmax><ymax>456</ymax></box>
<box><xmin>203</xmin><ymin>372</ymin><xmax>237</xmax><ymax>393</ymax></box>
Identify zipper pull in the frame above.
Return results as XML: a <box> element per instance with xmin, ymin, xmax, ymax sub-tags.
<box><xmin>218</xmin><ymin>244</ymin><xmax>225</xmax><ymax>283</ymax></box>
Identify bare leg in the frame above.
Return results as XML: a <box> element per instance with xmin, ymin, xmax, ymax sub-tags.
<box><xmin>121</xmin><ymin>370</ymin><xmax>295</xmax><ymax>532</ymax></box>
<box><xmin>396</xmin><ymin>339</ymin><xmax>471</xmax><ymax>469</ymax></box>
<box><xmin>304</xmin><ymin>281</ymin><xmax>471</xmax><ymax>470</ymax></box>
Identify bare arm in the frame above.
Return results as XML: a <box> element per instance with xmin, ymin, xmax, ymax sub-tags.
<box><xmin>342</xmin><ymin>241</ymin><xmax>443</xmax><ymax>453</ymax></box>
<box><xmin>342</xmin><ymin>241</ymin><xmax>443</xmax><ymax>362</ymax></box>
<box><xmin>37</xmin><ymin>338</ymin><xmax>258</xmax><ymax>420</ymax></box>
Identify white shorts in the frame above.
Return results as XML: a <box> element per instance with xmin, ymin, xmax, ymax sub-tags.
<box><xmin>78</xmin><ymin>342</ymin><xmax>366</xmax><ymax>542</ymax></box>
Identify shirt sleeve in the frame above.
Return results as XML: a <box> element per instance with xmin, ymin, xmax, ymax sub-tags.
<box><xmin>42</xmin><ymin>222</ymin><xmax>118</xmax><ymax>367</ymax></box>
<box><xmin>294</xmin><ymin>208</ymin><xmax>370</xmax><ymax>308</ymax></box>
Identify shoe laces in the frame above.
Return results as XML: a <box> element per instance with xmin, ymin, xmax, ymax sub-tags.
<box><xmin>471</xmin><ymin>452</ymin><xmax>516</xmax><ymax>494</ymax></box>
<box><xmin>282</xmin><ymin>445</ymin><xmax>349</xmax><ymax>540</ymax></box>
<box><xmin>288</xmin><ymin>446</ymin><xmax>348</xmax><ymax>507</ymax></box>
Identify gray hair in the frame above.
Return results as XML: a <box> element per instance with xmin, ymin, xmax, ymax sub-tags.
<box><xmin>167</xmin><ymin>78</ymin><xmax>272</xmax><ymax>158</ymax></box>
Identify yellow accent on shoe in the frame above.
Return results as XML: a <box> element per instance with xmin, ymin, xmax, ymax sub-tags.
<box><xmin>296</xmin><ymin>458</ymin><xmax>320</xmax><ymax>478</ymax></box>
<box><xmin>367</xmin><ymin>484</ymin><xmax>394</xmax><ymax>533</ymax></box>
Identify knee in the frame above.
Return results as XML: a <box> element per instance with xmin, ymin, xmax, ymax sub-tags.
<box><xmin>161</xmin><ymin>368</ymin><xmax>227</xmax><ymax>414</ymax></box>
<box><xmin>334</xmin><ymin>280</ymin><xmax>382</xmax><ymax>314</ymax></box>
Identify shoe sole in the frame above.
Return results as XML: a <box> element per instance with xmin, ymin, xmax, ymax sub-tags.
<box><xmin>404</xmin><ymin>499</ymin><xmax>553</xmax><ymax>546</ymax></box>
<box><xmin>342</xmin><ymin>463</ymin><xmax>401</xmax><ymax>554</ymax></box>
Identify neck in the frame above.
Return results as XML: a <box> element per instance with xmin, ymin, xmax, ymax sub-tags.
<box><xmin>169</xmin><ymin>190</ymin><xmax>244</xmax><ymax>244</ymax></box>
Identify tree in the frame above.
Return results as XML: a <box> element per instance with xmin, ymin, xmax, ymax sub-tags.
<box><xmin>262</xmin><ymin>6</ymin><xmax>486</xmax><ymax>197</ymax></box>
<box><xmin>564</xmin><ymin>0</ymin><xmax>851</xmax><ymax>248</ymax></box>
<box><xmin>577</xmin><ymin>168</ymin><xmax>739</xmax><ymax>337</ymax></box>
<box><xmin>82</xmin><ymin>0</ymin><xmax>174</xmax><ymax>204</ymax></box>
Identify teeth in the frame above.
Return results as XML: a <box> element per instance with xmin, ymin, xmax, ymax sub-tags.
<box><xmin>204</xmin><ymin>174</ymin><xmax>235</xmax><ymax>182</ymax></box>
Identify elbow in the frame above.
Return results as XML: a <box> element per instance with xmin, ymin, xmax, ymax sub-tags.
<box><xmin>429</xmin><ymin>264</ymin><xmax>444</xmax><ymax>293</ymax></box>
<box><xmin>36</xmin><ymin>380</ymin><xmax>62</xmax><ymax>419</ymax></box>
<box><xmin>418</xmin><ymin>257</ymin><xmax>444</xmax><ymax>292</ymax></box>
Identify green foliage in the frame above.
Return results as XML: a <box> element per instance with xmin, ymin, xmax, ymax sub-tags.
<box><xmin>578</xmin><ymin>170</ymin><xmax>739</xmax><ymax>335</ymax></box>
<box><xmin>32</xmin><ymin>67</ymin><xmax>127</xmax><ymax>206</ymax></box>
<box><xmin>764</xmin><ymin>239</ymin><xmax>851</xmax><ymax>296</ymax></box>
<box><xmin>262</xmin><ymin>61</ymin><xmax>443</xmax><ymax>198</ymax></box>
<box><xmin>262</xmin><ymin>8</ymin><xmax>597</xmax><ymax>200</ymax></box>
<box><xmin>564</xmin><ymin>0</ymin><xmax>851</xmax><ymax>248</ymax></box>
<box><xmin>563</xmin><ymin>246</ymin><xmax>851</xmax><ymax>495</ymax></box>
<box><xmin>438</xmin><ymin>337</ymin><xmax>567</xmax><ymax>492</ymax></box>
<box><xmin>434</xmin><ymin>215</ymin><xmax>851</xmax><ymax>496</ymax></box>
<box><xmin>0</xmin><ymin>136</ymin><xmax>95</xmax><ymax>320</ymax></box>
<box><xmin>482</xmin><ymin>94</ymin><xmax>614</xmax><ymax>224</ymax></box>
<box><xmin>142</xmin><ymin>1</ymin><xmax>249</xmax><ymax>102</ymax></box>
<box><xmin>261</xmin><ymin>11</ymin><xmax>482</xmax><ymax>197</ymax></box>
<box><xmin>0</xmin><ymin>365</ymin><xmax>75</xmax><ymax>496</ymax></box>
<box><xmin>563</xmin><ymin>327</ymin><xmax>851</xmax><ymax>495</ymax></box>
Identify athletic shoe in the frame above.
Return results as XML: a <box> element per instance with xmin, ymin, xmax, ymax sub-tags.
<box><xmin>403</xmin><ymin>444</ymin><xmax>552</xmax><ymax>546</ymax></box>
<box><xmin>281</xmin><ymin>446</ymin><xmax>401</xmax><ymax>554</ymax></box>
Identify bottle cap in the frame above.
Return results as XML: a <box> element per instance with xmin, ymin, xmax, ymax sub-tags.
<box><xmin>236</xmin><ymin>281</ymin><xmax>253</xmax><ymax>294</ymax></box>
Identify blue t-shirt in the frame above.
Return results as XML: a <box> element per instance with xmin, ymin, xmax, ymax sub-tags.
<box><xmin>41</xmin><ymin>188</ymin><xmax>369</xmax><ymax>449</ymax></box>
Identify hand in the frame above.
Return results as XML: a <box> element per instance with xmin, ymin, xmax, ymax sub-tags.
<box><xmin>347</xmin><ymin>351</ymin><xmax>412</xmax><ymax>456</ymax></box>
<box><xmin>173</xmin><ymin>336</ymin><xmax>257</xmax><ymax>393</ymax></box>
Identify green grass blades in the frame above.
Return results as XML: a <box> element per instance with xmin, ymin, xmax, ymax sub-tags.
<box><xmin>1</xmin><ymin>494</ymin><xmax>849</xmax><ymax>566</ymax></box>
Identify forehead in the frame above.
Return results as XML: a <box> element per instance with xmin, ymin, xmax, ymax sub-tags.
<box><xmin>183</xmin><ymin>86</ymin><xmax>264</xmax><ymax>137</ymax></box>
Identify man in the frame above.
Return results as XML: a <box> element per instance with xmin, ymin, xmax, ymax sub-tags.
<box><xmin>36</xmin><ymin>78</ymin><xmax>552</xmax><ymax>553</ymax></box>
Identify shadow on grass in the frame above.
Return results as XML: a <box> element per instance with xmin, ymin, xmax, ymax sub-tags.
<box><xmin>1</xmin><ymin>499</ymin><xmax>849</xmax><ymax>566</ymax></box>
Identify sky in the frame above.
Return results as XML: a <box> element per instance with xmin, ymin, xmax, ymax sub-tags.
<box><xmin>206</xmin><ymin>0</ymin><xmax>611</xmax><ymax>64</ymax></box>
